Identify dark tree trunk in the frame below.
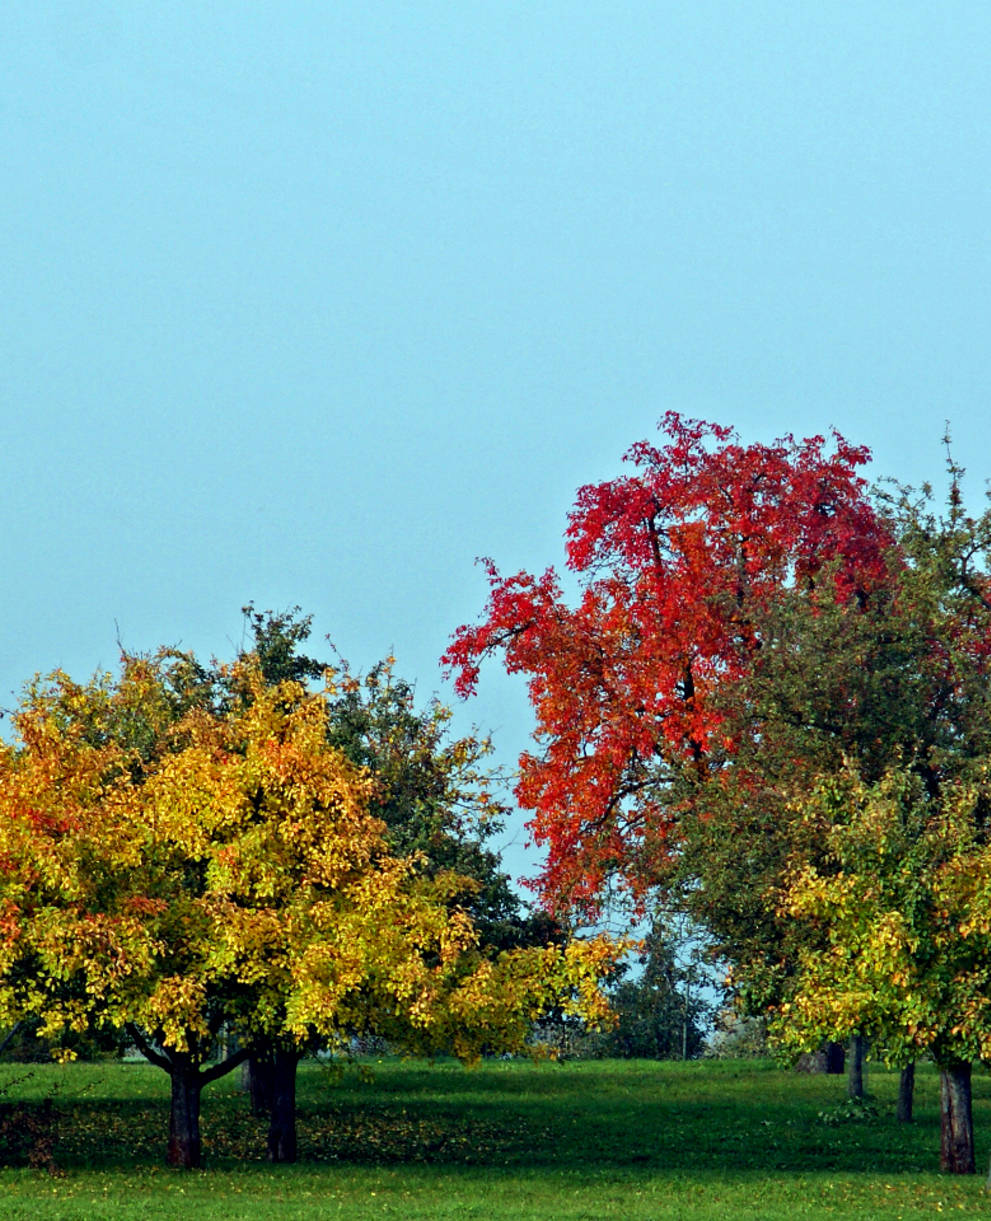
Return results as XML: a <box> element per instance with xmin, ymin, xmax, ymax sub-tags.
<box><xmin>825</xmin><ymin>1040</ymin><xmax>846</xmax><ymax>1074</ymax></box>
<box><xmin>939</xmin><ymin>1060</ymin><xmax>975</xmax><ymax>1174</ymax></box>
<box><xmin>247</xmin><ymin>1050</ymin><xmax>277</xmax><ymax>1116</ymax></box>
<box><xmin>126</xmin><ymin>1023</ymin><xmax>249</xmax><ymax>1170</ymax></box>
<box><xmin>847</xmin><ymin>1034</ymin><xmax>866</xmax><ymax>1099</ymax></box>
<box><xmin>266</xmin><ymin>1048</ymin><xmax>301</xmax><ymax>1163</ymax></box>
<box><xmin>897</xmin><ymin>1062</ymin><xmax>915</xmax><ymax>1123</ymax></box>
<box><xmin>168</xmin><ymin>1053</ymin><xmax>203</xmax><ymax>1170</ymax></box>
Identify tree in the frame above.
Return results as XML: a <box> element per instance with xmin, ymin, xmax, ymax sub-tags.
<box><xmin>773</xmin><ymin>767</ymin><xmax>991</xmax><ymax>1174</ymax></box>
<box><xmin>323</xmin><ymin>655</ymin><xmax>556</xmax><ymax>951</ymax></box>
<box><xmin>444</xmin><ymin>413</ymin><xmax>891</xmax><ymax>919</ymax></box>
<box><xmin>599</xmin><ymin>914</ymin><xmax>715</xmax><ymax>1060</ymax></box>
<box><xmin>0</xmin><ymin>655</ymin><xmax>618</xmax><ymax>1168</ymax></box>
<box><xmin>0</xmin><ymin>656</ymin><xmax>251</xmax><ymax>1169</ymax></box>
<box><xmin>751</xmin><ymin>473</ymin><xmax>991</xmax><ymax>1173</ymax></box>
<box><xmin>445</xmin><ymin>415</ymin><xmax>991</xmax><ymax>1172</ymax></box>
<box><xmin>666</xmin><ymin>564</ymin><xmax>928</xmax><ymax>1099</ymax></box>
<box><xmin>238</xmin><ymin>605</ymin><xmax>555</xmax><ymax>948</ymax></box>
<box><xmin>231</xmin><ymin>607</ymin><xmax>564</xmax><ymax>1126</ymax></box>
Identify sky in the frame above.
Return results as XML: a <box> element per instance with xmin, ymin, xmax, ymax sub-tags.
<box><xmin>3</xmin><ymin>2</ymin><xmax>991</xmax><ymax>888</ymax></box>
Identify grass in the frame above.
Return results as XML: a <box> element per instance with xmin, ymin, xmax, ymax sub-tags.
<box><xmin>1</xmin><ymin>1056</ymin><xmax>990</xmax><ymax>1218</ymax></box>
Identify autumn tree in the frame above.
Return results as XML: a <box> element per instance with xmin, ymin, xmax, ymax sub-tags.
<box><xmin>444</xmin><ymin>413</ymin><xmax>891</xmax><ymax>916</ymax></box>
<box><xmin>667</xmin><ymin>560</ymin><xmax>927</xmax><ymax>1092</ymax></box>
<box><xmin>0</xmin><ymin>655</ymin><xmax>617</xmax><ymax>1169</ymax></box>
<box><xmin>770</xmin><ymin>767</ymin><xmax>989</xmax><ymax>1173</ymax></box>
<box><xmin>446</xmin><ymin>414</ymin><xmax>991</xmax><ymax>1173</ymax></box>
<box><xmin>233</xmin><ymin>606</ymin><xmax>551</xmax><ymax>942</ymax></box>
<box><xmin>752</xmin><ymin>476</ymin><xmax>991</xmax><ymax>1173</ymax></box>
<box><xmin>0</xmin><ymin>656</ymin><xmax>251</xmax><ymax>1169</ymax></box>
<box><xmin>228</xmin><ymin>606</ymin><xmax>563</xmax><ymax>1119</ymax></box>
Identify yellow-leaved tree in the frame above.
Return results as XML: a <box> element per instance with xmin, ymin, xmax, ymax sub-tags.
<box><xmin>773</xmin><ymin>764</ymin><xmax>991</xmax><ymax>1175</ymax></box>
<box><xmin>0</xmin><ymin>655</ymin><xmax>617</xmax><ymax>1168</ymax></box>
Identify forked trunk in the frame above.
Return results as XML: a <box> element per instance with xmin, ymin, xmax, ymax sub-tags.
<box><xmin>939</xmin><ymin>1060</ymin><xmax>975</xmax><ymax>1174</ymax></box>
<box><xmin>266</xmin><ymin>1048</ymin><xmax>301</xmax><ymax>1163</ymax></box>
<box><xmin>126</xmin><ymin>1023</ymin><xmax>249</xmax><ymax>1170</ymax></box>
<box><xmin>897</xmin><ymin>1062</ymin><xmax>915</xmax><ymax>1123</ymax></box>
<box><xmin>168</xmin><ymin>1054</ymin><xmax>203</xmax><ymax>1169</ymax></box>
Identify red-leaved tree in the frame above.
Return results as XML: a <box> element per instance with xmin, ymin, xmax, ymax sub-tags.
<box><xmin>444</xmin><ymin>413</ymin><xmax>892</xmax><ymax>918</ymax></box>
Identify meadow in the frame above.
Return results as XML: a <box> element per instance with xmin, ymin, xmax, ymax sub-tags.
<box><xmin>1</xmin><ymin>1057</ymin><xmax>988</xmax><ymax>1219</ymax></box>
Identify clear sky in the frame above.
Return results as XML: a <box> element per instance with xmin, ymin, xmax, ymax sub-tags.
<box><xmin>3</xmin><ymin>3</ymin><xmax>990</xmax><ymax>886</ymax></box>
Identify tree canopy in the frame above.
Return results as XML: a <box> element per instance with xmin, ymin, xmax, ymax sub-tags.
<box><xmin>446</xmin><ymin>415</ymin><xmax>991</xmax><ymax>1172</ymax></box>
<box><xmin>0</xmin><ymin>649</ymin><xmax>617</xmax><ymax>1168</ymax></box>
<box><xmin>444</xmin><ymin>412</ymin><xmax>892</xmax><ymax>917</ymax></box>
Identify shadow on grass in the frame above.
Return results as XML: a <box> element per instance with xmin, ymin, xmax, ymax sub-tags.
<box><xmin>3</xmin><ymin>1059</ymin><xmax>964</xmax><ymax>1177</ymax></box>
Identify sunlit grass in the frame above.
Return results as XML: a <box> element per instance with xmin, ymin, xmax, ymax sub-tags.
<box><xmin>2</xmin><ymin>1057</ymin><xmax>990</xmax><ymax>1218</ymax></box>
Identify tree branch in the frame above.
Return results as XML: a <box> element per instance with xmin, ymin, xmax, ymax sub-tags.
<box><xmin>125</xmin><ymin>1023</ymin><xmax>172</xmax><ymax>1073</ymax></box>
<box><xmin>0</xmin><ymin>1022</ymin><xmax>21</xmax><ymax>1058</ymax></box>
<box><xmin>200</xmin><ymin>1045</ymin><xmax>252</xmax><ymax>1085</ymax></box>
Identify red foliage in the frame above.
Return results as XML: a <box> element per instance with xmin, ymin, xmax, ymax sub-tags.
<box><xmin>444</xmin><ymin>414</ymin><xmax>893</xmax><ymax>916</ymax></box>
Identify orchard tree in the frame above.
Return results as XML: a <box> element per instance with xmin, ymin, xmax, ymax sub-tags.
<box><xmin>230</xmin><ymin>606</ymin><xmax>564</xmax><ymax>1117</ymax></box>
<box><xmin>445</xmin><ymin>414</ymin><xmax>991</xmax><ymax>1173</ymax></box>
<box><xmin>237</xmin><ymin>605</ymin><xmax>554</xmax><ymax>947</ymax></box>
<box><xmin>775</xmin><ymin>767</ymin><xmax>991</xmax><ymax>1174</ymax></box>
<box><xmin>752</xmin><ymin>476</ymin><xmax>991</xmax><ymax>1173</ymax></box>
<box><xmin>444</xmin><ymin>413</ymin><xmax>891</xmax><ymax>916</ymax></box>
<box><xmin>0</xmin><ymin>655</ymin><xmax>617</xmax><ymax>1169</ymax></box>
<box><xmin>0</xmin><ymin>657</ymin><xmax>251</xmax><ymax>1169</ymax></box>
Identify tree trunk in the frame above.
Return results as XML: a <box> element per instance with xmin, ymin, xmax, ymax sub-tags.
<box><xmin>126</xmin><ymin>1023</ymin><xmax>249</xmax><ymax>1170</ymax></box>
<box><xmin>824</xmin><ymin>1040</ymin><xmax>845</xmax><ymax>1074</ymax></box>
<box><xmin>247</xmin><ymin>1050</ymin><xmax>277</xmax><ymax>1116</ymax></box>
<box><xmin>847</xmin><ymin>1034</ymin><xmax>866</xmax><ymax>1099</ymax></box>
<box><xmin>939</xmin><ymin>1060</ymin><xmax>975</xmax><ymax>1174</ymax></box>
<box><xmin>167</xmin><ymin>1054</ymin><xmax>203</xmax><ymax>1170</ymax></box>
<box><xmin>266</xmin><ymin>1048</ymin><xmax>301</xmax><ymax>1163</ymax></box>
<box><xmin>897</xmin><ymin>1062</ymin><xmax>915</xmax><ymax>1123</ymax></box>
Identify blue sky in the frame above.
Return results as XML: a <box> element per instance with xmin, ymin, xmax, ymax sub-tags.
<box><xmin>3</xmin><ymin>2</ymin><xmax>990</xmax><ymax>885</ymax></box>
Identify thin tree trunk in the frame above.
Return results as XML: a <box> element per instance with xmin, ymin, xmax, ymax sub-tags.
<box><xmin>939</xmin><ymin>1060</ymin><xmax>975</xmax><ymax>1174</ymax></box>
<box><xmin>897</xmin><ymin>1062</ymin><xmax>915</xmax><ymax>1123</ymax></box>
<box><xmin>847</xmin><ymin>1034</ymin><xmax>866</xmax><ymax>1099</ymax></box>
<box><xmin>168</xmin><ymin>1053</ymin><xmax>203</xmax><ymax>1169</ymax></box>
<box><xmin>266</xmin><ymin>1048</ymin><xmax>301</xmax><ymax>1163</ymax></box>
<box><xmin>0</xmin><ymin>1023</ymin><xmax>21</xmax><ymax>1058</ymax></box>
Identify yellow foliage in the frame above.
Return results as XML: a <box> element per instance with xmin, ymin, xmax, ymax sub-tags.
<box><xmin>0</xmin><ymin>660</ymin><xmax>621</xmax><ymax>1066</ymax></box>
<box><xmin>771</xmin><ymin>762</ymin><xmax>991</xmax><ymax>1065</ymax></box>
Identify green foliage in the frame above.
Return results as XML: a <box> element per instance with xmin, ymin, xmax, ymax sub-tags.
<box><xmin>237</xmin><ymin>606</ymin><xmax>557</xmax><ymax>953</ymax></box>
<box><xmin>676</xmin><ymin>470</ymin><xmax>991</xmax><ymax>1015</ymax></box>
<box><xmin>596</xmin><ymin>918</ymin><xmax>715</xmax><ymax>1060</ymax></box>
<box><xmin>818</xmin><ymin>1096</ymin><xmax>880</xmax><ymax>1126</ymax></box>
<box><xmin>238</xmin><ymin>603</ymin><xmax>327</xmax><ymax>689</ymax></box>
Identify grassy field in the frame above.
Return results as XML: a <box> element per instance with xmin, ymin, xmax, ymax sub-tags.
<box><xmin>1</xmin><ymin>1056</ymin><xmax>990</xmax><ymax>1219</ymax></box>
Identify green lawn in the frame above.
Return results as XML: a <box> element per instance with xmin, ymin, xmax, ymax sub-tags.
<box><xmin>1</xmin><ymin>1057</ymin><xmax>989</xmax><ymax>1219</ymax></box>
